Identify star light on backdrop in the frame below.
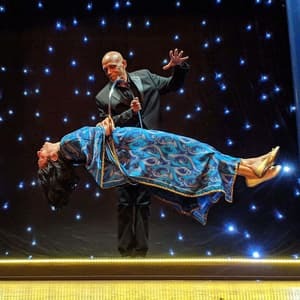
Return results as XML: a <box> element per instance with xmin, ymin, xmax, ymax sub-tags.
<box><xmin>0</xmin><ymin>0</ymin><xmax>299</xmax><ymax>259</ymax></box>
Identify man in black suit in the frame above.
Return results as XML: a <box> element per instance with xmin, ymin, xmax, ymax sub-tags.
<box><xmin>95</xmin><ymin>49</ymin><xmax>189</xmax><ymax>257</ymax></box>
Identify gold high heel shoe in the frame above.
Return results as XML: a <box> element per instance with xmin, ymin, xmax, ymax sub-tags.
<box><xmin>246</xmin><ymin>165</ymin><xmax>281</xmax><ymax>188</ymax></box>
<box><xmin>253</xmin><ymin>146</ymin><xmax>280</xmax><ymax>178</ymax></box>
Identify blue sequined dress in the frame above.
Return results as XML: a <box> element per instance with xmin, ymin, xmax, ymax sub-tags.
<box><xmin>60</xmin><ymin>126</ymin><xmax>240</xmax><ymax>225</ymax></box>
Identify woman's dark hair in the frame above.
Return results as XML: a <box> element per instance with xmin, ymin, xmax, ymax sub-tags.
<box><xmin>38</xmin><ymin>152</ymin><xmax>79</xmax><ymax>209</ymax></box>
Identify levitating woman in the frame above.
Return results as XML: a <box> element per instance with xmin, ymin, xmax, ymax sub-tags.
<box><xmin>37</xmin><ymin>117</ymin><xmax>280</xmax><ymax>225</ymax></box>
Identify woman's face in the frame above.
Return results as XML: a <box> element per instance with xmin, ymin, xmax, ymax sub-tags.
<box><xmin>37</xmin><ymin>142</ymin><xmax>58</xmax><ymax>168</ymax></box>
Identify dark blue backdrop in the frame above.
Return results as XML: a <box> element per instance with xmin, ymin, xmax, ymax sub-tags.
<box><xmin>0</xmin><ymin>0</ymin><xmax>298</xmax><ymax>259</ymax></box>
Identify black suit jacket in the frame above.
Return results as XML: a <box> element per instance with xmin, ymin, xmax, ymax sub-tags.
<box><xmin>95</xmin><ymin>63</ymin><xmax>189</xmax><ymax>129</ymax></box>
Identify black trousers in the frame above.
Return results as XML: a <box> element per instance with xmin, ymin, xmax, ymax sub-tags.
<box><xmin>117</xmin><ymin>184</ymin><xmax>151</xmax><ymax>257</ymax></box>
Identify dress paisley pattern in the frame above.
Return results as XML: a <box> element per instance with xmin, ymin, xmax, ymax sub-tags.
<box><xmin>60</xmin><ymin>126</ymin><xmax>240</xmax><ymax>225</ymax></box>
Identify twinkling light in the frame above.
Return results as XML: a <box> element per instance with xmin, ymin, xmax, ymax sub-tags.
<box><xmin>259</xmin><ymin>93</ymin><xmax>268</xmax><ymax>101</ymax></box>
<box><xmin>55</xmin><ymin>21</ymin><xmax>65</xmax><ymax>31</ymax></box>
<box><xmin>177</xmin><ymin>233</ymin><xmax>183</xmax><ymax>241</ymax></box>
<box><xmin>0</xmin><ymin>5</ymin><xmax>6</xmax><ymax>13</ymax></box>
<box><xmin>44</xmin><ymin>67</ymin><xmax>51</xmax><ymax>75</ymax></box>
<box><xmin>175</xmin><ymin>1</ymin><xmax>181</xmax><ymax>8</ymax></box>
<box><xmin>99</xmin><ymin>18</ymin><xmax>106</xmax><ymax>27</ymax></box>
<box><xmin>18</xmin><ymin>181</ymin><xmax>24</xmax><ymax>189</ymax></box>
<box><xmin>88</xmin><ymin>74</ymin><xmax>95</xmax><ymax>81</ymax></box>
<box><xmin>86</xmin><ymin>2</ymin><xmax>93</xmax><ymax>11</ymax></box>
<box><xmin>160</xmin><ymin>210</ymin><xmax>166</xmax><ymax>218</ymax></box>
<box><xmin>274</xmin><ymin>85</ymin><xmax>281</xmax><ymax>93</ymax></box>
<box><xmin>37</xmin><ymin>1</ymin><xmax>43</xmax><ymax>9</ymax></box>
<box><xmin>224</xmin><ymin>107</ymin><xmax>231</xmax><ymax>115</ymax></box>
<box><xmin>215</xmin><ymin>36</ymin><xmax>222</xmax><ymax>43</ymax></box>
<box><xmin>162</xmin><ymin>58</ymin><xmax>168</xmax><ymax>65</ymax></box>
<box><xmin>245</xmin><ymin>24</ymin><xmax>253</xmax><ymax>31</ymax></box>
<box><xmin>259</xmin><ymin>74</ymin><xmax>269</xmax><ymax>82</ymax></box>
<box><xmin>283</xmin><ymin>164</ymin><xmax>292</xmax><ymax>174</ymax></box>
<box><xmin>265</xmin><ymin>0</ymin><xmax>273</xmax><ymax>6</ymax></box>
<box><xmin>265</xmin><ymin>32</ymin><xmax>272</xmax><ymax>39</ymax></box>
<box><xmin>195</xmin><ymin>105</ymin><xmax>201</xmax><ymax>112</ymax></box>
<box><xmin>127</xmin><ymin>20</ymin><xmax>132</xmax><ymax>29</ymax></box>
<box><xmin>225</xmin><ymin>223</ymin><xmax>237</xmax><ymax>233</ymax></box>
<box><xmin>252</xmin><ymin>251</ymin><xmax>261</xmax><ymax>258</ymax></box>
<box><xmin>289</xmin><ymin>105</ymin><xmax>296</xmax><ymax>113</ymax></box>
<box><xmin>173</xmin><ymin>34</ymin><xmax>180</xmax><ymax>41</ymax></box>
<box><xmin>31</xmin><ymin>180</ymin><xmax>37</xmax><ymax>187</ymax></box>
<box><xmin>219</xmin><ymin>82</ymin><xmax>227</xmax><ymax>91</ymax></box>
<box><xmin>72</xmin><ymin>18</ymin><xmax>78</xmax><ymax>26</ymax></box>
<box><xmin>202</xmin><ymin>41</ymin><xmax>209</xmax><ymax>49</ymax></box>
<box><xmin>113</xmin><ymin>1</ymin><xmax>120</xmax><ymax>9</ymax></box>
<box><xmin>244</xmin><ymin>121</ymin><xmax>252</xmax><ymax>130</ymax></box>
<box><xmin>82</xmin><ymin>35</ymin><xmax>89</xmax><ymax>43</ymax></box>
<box><xmin>145</xmin><ymin>20</ymin><xmax>151</xmax><ymax>28</ymax></box>
<box><xmin>244</xmin><ymin>231</ymin><xmax>251</xmax><ymax>239</ymax></box>
<box><xmin>47</xmin><ymin>45</ymin><xmax>54</xmax><ymax>53</ymax></box>
<box><xmin>274</xmin><ymin>210</ymin><xmax>284</xmax><ymax>220</ymax></box>
<box><xmin>214</xmin><ymin>72</ymin><xmax>223</xmax><ymax>80</ymax></box>
<box><xmin>239</xmin><ymin>57</ymin><xmax>246</xmax><ymax>66</ymax></box>
<box><xmin>75</xmin><ymin>213</ymin><xmax>82</xmax><ymax>220</ymax></box>
<box><xmin>2</xmin><ymin>202</ymin><xmax>9</xmax><ymax>210</ymax></box>
<box><xmin>169</xmin><ymin>249</ymin><xmax>175</xmax><ymax>256</ymax></box>
<box><xmin>226</xmin><ymin>138</ymin><xmax>234</xmax><ymax>147</ymax></box>
<box><xmin>70</xmin><ymin>59</ymin><xmax>78</xmax><ymax>67</ymax></box>
<box><xmin>62</xmin><ymin>116</ymin><xmax>69</xmax><ymax>123</ymax></box>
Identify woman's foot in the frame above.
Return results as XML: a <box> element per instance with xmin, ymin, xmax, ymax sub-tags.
<box><xmin>252</xmin><ymin>146</ymin><xmax>280</xmax><ymax>178</ymax></box>
<box><xmin>246</xmin><ymin>165</ymin><xmax>281</xmax><ymax>187</ymax></box>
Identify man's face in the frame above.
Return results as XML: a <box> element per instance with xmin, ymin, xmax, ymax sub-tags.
<box><xmin>102</xmin><ymin>53</ymin><xmax>127</xmax><ymax>82</ymax></box>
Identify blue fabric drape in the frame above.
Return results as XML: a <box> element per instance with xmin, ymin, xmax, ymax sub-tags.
<box><xmin>60</xmin><ymin>126</ymin><xmax>240</xmax><ymax>225</ymax></box>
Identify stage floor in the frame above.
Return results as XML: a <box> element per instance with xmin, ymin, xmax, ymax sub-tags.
<box><xmin>0</xmin><ymin>280</ymin><xmax>300</xmax><ymax>299</ymax></box>
<box><xmin>1</xmin><ymin>258</ymin><xmax>300</xmax><ymax>299</ymax></box>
